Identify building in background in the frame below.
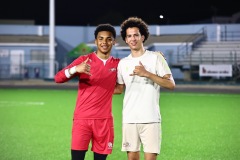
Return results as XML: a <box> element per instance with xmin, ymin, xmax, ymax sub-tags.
<box><xmin>0</xmin><ymin>19</ymin><xmax>240</xmax><ymax>82</ymax></box>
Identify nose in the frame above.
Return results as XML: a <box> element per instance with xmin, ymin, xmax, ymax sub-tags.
<box><xmin>130</xmin><ymin>35</ymin><xmax>136</xmax><ymax>40</ymax></box>
<box><xmin>102</xmin><ymin>39</ymin><xmax>108</xmax><ymax>44</ymax></box>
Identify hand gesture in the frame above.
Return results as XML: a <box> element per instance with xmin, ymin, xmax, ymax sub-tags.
<box><xmin>130</xmin><ymin>61</ymin><xmax>148</xmax><ymax>77</ymax></box>
<box><xmin>76</xmin><ymin>58</ymin><xmax>91</xmax><ymax>75</ymax></box>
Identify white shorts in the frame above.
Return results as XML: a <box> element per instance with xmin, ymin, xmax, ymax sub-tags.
<box><xmin>122</xmin><ymin>123</ymin><xmax>162</xmax><ymax>154</ymax></box>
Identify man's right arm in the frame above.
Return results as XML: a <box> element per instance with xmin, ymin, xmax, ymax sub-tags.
<box><xmin>114</xmin><ymin>83</ymin><xmax>125</xmax><ymax>94</ymax></box>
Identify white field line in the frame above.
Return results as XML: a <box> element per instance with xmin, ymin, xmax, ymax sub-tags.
<box><xmin>0</xmin><ymin>101</ymin><xmax>45</xmax><ymax>107</ymax></box>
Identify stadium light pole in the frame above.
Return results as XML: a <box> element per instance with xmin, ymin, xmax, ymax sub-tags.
<box><xmin>49</xmin><ymin>0</ymin><xmax>55</xmax><ymax>79</ymax></box>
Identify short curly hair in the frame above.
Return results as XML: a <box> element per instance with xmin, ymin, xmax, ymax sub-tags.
<box><xmin>94</xmin><ymin>23</ymin><xmax>116</xmax><ymax>39</ymax></box>
<box><xmin>120</xmin><ymin>17</ymin><xmax>149</xmax><ymax>43</ymax></box>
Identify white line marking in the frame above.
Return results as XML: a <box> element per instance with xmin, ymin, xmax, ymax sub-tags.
<box><xmin>0</xmin><ymin>101</ymin><xmax>45</xmax><ymax>107</ymax></box>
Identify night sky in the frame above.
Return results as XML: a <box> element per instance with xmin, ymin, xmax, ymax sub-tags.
<box><xmin>0</xmin><ymin>0</ymin><xmax>239</xmax><ymax>26</ymax></box>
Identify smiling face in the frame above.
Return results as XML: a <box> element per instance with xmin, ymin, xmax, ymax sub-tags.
<box><xmin>95</xmin><ymin>31</ymin><xmax>115</xmax><ymax>58</ymax></box>
<box><xmin>125</xmin><ymin>27</ymin><xmax>145</xmax><ymax>51</ymax></box>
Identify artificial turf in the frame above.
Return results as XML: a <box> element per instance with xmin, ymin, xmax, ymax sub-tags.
<box><xmin>0</xmin><ymin>89</ymin><xmax>239</xmax><ymax>160</ymax></box>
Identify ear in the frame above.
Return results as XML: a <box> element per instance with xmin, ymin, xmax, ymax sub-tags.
<box><xmin>95</xmin><ymin>39</ymin><xmax>97</xmax><ymax>45</ymax></box>
<box><xmin>141</xmin><ymin>35</ymin><xmax>145</xmax><ymax>42</ymax></box>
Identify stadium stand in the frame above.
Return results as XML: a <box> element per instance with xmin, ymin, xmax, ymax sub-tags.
<box><xmin>0</xmin><ymin>23</ymin><xmax>239</xmax><ymax>83</ymax></box>
<box><xmin>178</xmin><ymin>41</ymin><xmax>240</xmax><ymax>65</ymax></box>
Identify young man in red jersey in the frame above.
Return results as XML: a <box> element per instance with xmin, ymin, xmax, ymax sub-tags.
<box><xmin>55</xmin><ymin>24</ymin><xmax>119</xmax><ymax>160</ymax></box>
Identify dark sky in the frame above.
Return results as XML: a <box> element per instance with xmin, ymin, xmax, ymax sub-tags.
<box><xmin>0</xmin><ymin>0</ymin><xmax>239</xmax><ymax>26</ymax></box>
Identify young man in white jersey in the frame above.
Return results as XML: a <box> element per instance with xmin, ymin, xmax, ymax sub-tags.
<box><xmin>114</xmin><ymin>17</ymin><xmax>175</xmax><ymax>160</ymax></box>
<box><xmin>55</xmin><ymin>24</ymin><xmax>120</xmax><ymax>160</ymax></box>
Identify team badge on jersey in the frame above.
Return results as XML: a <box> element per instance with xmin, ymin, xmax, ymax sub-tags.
<box><xmin>109</xmin><ymin>68</ymin><xmax>117</xmax><ymax>72</ymax></box>
<box><xmin>108</xmin><ymin>142</ymin><xmax>113</xmax><ymax>149</ymax></box>
<box><xmin>123</xmin><ymin>142</ymin><xmax>131</xmax><ymax>148</ymax></box>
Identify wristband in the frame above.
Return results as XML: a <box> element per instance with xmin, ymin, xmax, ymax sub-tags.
<box><xmin>69</xmin><ymin>66</ymin><xmax>76</xmax><ymax>75</ymax></box>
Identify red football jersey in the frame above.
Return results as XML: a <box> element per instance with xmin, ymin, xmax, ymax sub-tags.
<box><xmin>55</xmin><ymin>52</ymin><xmax>120</xmax><ymax>119</ymax></box>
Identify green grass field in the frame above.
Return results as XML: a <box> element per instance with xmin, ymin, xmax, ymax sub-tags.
<box><xmin>0</xmin><ymin>88</ymin><xmax>240</xmax><ymax>160</ymax></box>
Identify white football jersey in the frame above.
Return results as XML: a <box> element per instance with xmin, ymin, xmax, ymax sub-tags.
<box><xmin>117</xmin><ymin>50</ymin><xmax>172</xmax><ymax>123</ymax></box>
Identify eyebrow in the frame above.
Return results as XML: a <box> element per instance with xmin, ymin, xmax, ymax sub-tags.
<box><xmin>98</xmin><ymin>35</ymin><xmax>113</xmax><ymax>38</ymax></box>
<box><xmin>127</xmin><ymin>33</ymin><xmax>140</xmax><ymax>36</ymax></box>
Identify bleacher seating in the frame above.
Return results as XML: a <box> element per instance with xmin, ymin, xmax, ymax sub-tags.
<box><xmin>179</xmin><ymin>41</ymin><xmax>240</xmax><ymax>65</ymax></box>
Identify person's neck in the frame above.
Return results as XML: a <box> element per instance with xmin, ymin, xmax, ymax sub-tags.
<box><xmin>131</xmin><ymin>47</ymin><xmax>146</xmax><ymax>58</ymax></box>
<box><xmin>95</xmin><ymin>51</ymin><xmax>110</xmax><ymax>60</ymax></box>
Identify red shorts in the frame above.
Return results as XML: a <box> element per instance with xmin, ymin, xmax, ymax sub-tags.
<box><xmin>71</xmin><ymin>118</ymin><xmax>114</xmax><ymax>154</ymax></box>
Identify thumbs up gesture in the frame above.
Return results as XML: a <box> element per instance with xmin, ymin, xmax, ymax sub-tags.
<box><xmin>130</xmin><ymin>61</ymin><xmax>147</xmax><ymax>77</ymax></box>
<box><xmin>76</xmin><ymin>58</ymin><xmax>92</xmax><ymax>75</ymax></box>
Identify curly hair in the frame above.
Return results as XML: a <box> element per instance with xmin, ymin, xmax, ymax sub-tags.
<box><xmin>120</xmin><ymin>17</ymin><xmax>149</xmax><ymax>43</ymax></box>
<box><xmin>94</xmin><ymin>23</ymin><xmax>116</xmax><ymax>39</ymax></box>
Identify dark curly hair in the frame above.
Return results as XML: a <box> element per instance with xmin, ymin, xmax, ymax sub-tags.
<box><xmin>94</xmin><ymin>23</ymin><xmax>116</xmax><ymax>39</ymax></box>
<box><xmin>120</xmin><ymin>17</ymin><xmax>149</xmax><ymax>43</ymax></box>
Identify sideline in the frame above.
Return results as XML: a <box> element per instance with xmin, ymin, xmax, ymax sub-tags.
<box><xmin>1</xmin><ymin>79</ymin><xmax>240</xmax><ymax>94</ymax></box>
